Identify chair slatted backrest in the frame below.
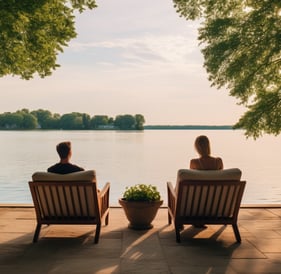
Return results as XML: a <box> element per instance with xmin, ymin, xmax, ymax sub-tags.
<box><xmin>176</xmin><ymin>180</ymin><xmax>245</xmax><ymax>219</ymax></box>
<box><xmin>30</xmin><ymin>182</ymin><xmax>99</xmax><ymax>221</ymax></box>
<box><xmin>29</xmin><ymin>170</ymin><xmax>100</xmax><ymax>223</ymax></box>
<box><xmin>175</xmin><ymin>168</ymin><xmax>245</xmax><ymax>221</ymax></box>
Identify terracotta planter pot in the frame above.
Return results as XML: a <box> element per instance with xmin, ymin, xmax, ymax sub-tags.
<box><xmin>119</xmin><ymin>198</ymin><xmax>163</xmax><ymax>230</ymax></box>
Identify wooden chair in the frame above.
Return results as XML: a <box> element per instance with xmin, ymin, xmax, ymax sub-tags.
<box><xmin>29</xmin><ymin>170</ymin><xmax>110</xmax><ymax>244</ymax></box>
<box><xmin>167</xmin><ymin>168</ymin><xmax>246</xmax><ymax>243</ymax></box>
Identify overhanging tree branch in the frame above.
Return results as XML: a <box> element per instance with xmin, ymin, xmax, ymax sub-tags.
<box><xmin>173</xmin><ymin>0</ymin><xmax>281</xmax><ymax>138</ymax></box>
<box><xmin>0</xmin><ymin>0</ymin><xmax>97</xmax><ymax>79</ymax></box>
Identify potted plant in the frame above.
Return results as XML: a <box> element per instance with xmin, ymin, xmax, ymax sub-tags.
<box><xmin>119</xmin><ymin>184</ymin><xmax>163</xmax><ymax>230</ymax></box>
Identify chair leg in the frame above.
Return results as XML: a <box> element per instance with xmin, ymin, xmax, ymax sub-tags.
<box><xmin>94</xmin><ymin>224</ymin><xmax>101</xmax><ymax>244</ymax></box>
<box><xmin>33</xmin><ymin>224</ymin><xmax>41</xmax><ymax>243</ymax></box>
<box><xmin>175</xmin><ymin>225</ymin><xmax>181</xmax><ymax>243</ymax></box>
<box><xmin>105</xmin><ymin>213</ymin><xmax>109</xmax><ymax>226</ymax></box>
<box><xmin>168</xmin><ymin>211</ymin><xmax>172</xmax><ymax>225</ymax></box>
<box><xmin>232</xmin><ymin>224</ymin><xmax>241</xmax><ymax>243</ymax></box>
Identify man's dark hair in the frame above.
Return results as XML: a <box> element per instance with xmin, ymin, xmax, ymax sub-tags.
<box><xmin>56</xmin><ymin>141</ymin><xmax>71</xmax><ymax>159</ymax></box>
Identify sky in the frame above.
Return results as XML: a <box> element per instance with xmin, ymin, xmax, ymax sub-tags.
<box><xmin>0</xmin><ymin>0</ymin><xmax>246</xmax><ymax>125</ymax></box>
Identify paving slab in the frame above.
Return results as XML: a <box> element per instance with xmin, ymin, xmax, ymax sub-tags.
<box><xmin>0</xmin><ymin>206</ymin><xmax>281</xmax><ymax>274</ymax></box>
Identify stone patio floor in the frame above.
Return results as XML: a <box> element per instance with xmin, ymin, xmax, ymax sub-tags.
<box><xmin>1</xmin><ymin>205</ymin><xmax>281</xmax><ymax>274</ymax></box>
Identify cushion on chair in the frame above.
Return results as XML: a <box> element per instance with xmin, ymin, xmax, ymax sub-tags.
<box><xmin>32</xmin><ymin>170</ymin><xmax>96</xmax><ymax>182</ymax></box>
<box><xmin>177</xmin><ymin>168</ymin><xmax>242</xmax><ymax>182</ymax></box>
<box><xmin>174</xmin><ymin>169</ymin><xmax>242</xmax><ymax>195</ymax></box>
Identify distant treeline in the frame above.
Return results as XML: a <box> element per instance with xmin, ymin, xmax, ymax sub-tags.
<box><xmin>144</xmin><ymin>125</ymin><xmax>234</xmax><ymax>130</ymax></box>
<box><xmin>0</xmin><ymin>109</ymin><xmax>145</xmax><ymax>130</ymax></box>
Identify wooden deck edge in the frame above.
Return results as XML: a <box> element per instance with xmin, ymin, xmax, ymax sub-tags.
<box><xmin>0</xmin><ymin>203</ymin><xmax>281</xmax><ymax>209</ymax></box>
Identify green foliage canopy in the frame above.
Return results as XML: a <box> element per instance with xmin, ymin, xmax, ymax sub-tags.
<box><xmin>31</xmin><ymin>109</ymin><xmax>60</xmax><ymax>129</ymax></box>
<box><xmin>91</xmin><ymin>115</ymin><xmax>110</xmax><ymax>129</ymax></box>
<box><xmin>0</xmin><ymin>109</ymin><xmax>38</xmax><ymax>129</ymax></box>
<box><xmin>0</xmin><ymin>0</ymin><xmax>97</xmax><ymax>79</ymax></box>
<box><xmin>113</xmin><ymin>114</ymin><xmax>145</xmax><ymax>130</ymax></box>
<box><xmin>114</xmin><ymin>114</ymin><xmax>136</xmax><ymax>130</ymax></box>
<box><xmin>173</xmin><ymin>0</ymin><xmax>281</xmax><ymax>138</ymax></box>
<box><xmin>0</xmin><ymin>109</ymin><xmax>145</xmax><ymax>130</ymax></box>
<box><xmin>135</xmin><ymin>114</ymin><xmax>146</xmax><ymax>130</ymax></box>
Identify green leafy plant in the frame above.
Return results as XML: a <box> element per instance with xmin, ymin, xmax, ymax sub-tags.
<box><xmin>122</xmin><ymin>184</ymin><xmax>161</xmax><ymax>202</ymax></box>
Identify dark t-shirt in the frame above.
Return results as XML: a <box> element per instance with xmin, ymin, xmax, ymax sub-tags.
<box><xmin>47</xmin><ymin>163</ymin><xmax>84</xmax><ymax>174</ymax></box>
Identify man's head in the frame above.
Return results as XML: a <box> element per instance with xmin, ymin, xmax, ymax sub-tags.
<box><xmin>56</xmin><ymin>141</ymin><xmax>72</xmax><ymax>160</ymax></box>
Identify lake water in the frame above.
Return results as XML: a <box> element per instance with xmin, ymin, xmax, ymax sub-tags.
<box><xmin>0</xmin><ymin>130</ymin><xmax>280</xmax><ymax>206</ymax></box>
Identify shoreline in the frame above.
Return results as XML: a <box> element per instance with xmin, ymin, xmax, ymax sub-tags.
<box><xmin>0</xmin><ymin>125</ymin><xmax>235</xmax><ymax>131</ymax></box>
<box><xmin>1</xmin><ymin>203</ymin><xmax>280</xmax><ymax>208</ymax></box>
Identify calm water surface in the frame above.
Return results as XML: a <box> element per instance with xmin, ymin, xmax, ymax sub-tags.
<box><xmin>0</xmin><ymin>130</ymin><xmax>280</xmax><ymax>205</ymax></box>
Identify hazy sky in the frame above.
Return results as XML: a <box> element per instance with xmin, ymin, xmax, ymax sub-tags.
<box><xmin>0</xmin><ymin>0</ymin><xmax>246</xmax><ymax>125</ymax></box>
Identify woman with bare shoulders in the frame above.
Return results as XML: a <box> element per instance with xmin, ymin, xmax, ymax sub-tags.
<box><xmin>190</xmin><ymin>135</ymin><xmax>223</xmax><ymax>170</ymax></box>
<box><xmin>189</xmin><ymin>135</ymin><xmax>223</xmax><ymax>229</ymax></box>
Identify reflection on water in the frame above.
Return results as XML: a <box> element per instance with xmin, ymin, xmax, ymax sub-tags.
<box><xmin>0</xmin><ymin>130</ymin><xmax>280</xmax><ymax>205</ymax></box>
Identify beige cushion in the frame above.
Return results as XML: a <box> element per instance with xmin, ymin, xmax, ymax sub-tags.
<box><xmin>177</xmin><ymin>168</ymin><xmax>242</xmax><ymax>181</ymax></box>
<box><xmin>32</xmin><ymin>170</ymin><xmax>96</xmax><ymax>182</ymax></box>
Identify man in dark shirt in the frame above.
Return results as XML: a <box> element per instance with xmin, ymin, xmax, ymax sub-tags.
<box><xmin>47</xmin><ymin>141</ymin><xmax>84</xmax><ymax>174</ymax></box>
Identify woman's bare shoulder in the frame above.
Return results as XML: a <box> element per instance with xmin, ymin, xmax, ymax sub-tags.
<box><xmin>190</xmin><ymin>158</ymin><xmax>200</xmax><ymax>169</ymax></box>
<box><xmin>215</xmin><ymin>157</ymin><xmax>224</xmax><ymax>169</ymax></box>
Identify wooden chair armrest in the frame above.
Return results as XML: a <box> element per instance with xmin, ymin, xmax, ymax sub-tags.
<box><xmin>167</xmin><ymin>182</ymin><xmax>176</xmax><ymax>198</ymax></box>
<box><xmin>167</xmin><ymin>181</ymin><xmax>176</xmax><ymax>209</ymax></box>
<box><xmin>98</xmin><ymin>182</ymin><xmax>110</xmax><ymax>217</ymax></box>
<box><xmin>99</xmin><ymin>182</ymin><xmax>110</xmax><ymax>198</ymax></box>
